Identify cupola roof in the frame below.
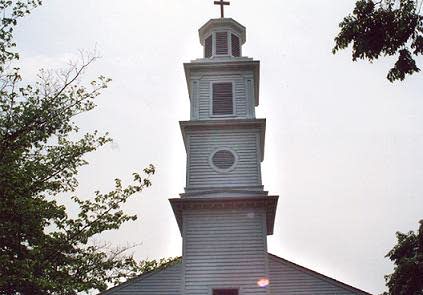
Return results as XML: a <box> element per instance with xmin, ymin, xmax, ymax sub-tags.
<box><xmin>199</xmin><ymin>18</ymin><xmax>246</xmax><ymax>46</ymax></box>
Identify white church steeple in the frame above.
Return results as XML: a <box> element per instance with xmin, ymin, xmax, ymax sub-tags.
<box><xmin>170</xmin><ymin>4</ymin><xmax>278</xmax><ymax>294</ymax></box>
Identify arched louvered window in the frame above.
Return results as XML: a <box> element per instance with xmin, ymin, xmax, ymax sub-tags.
<box><xmin>212</xmin><ymin>82</ymin><xmax>233</xmax><ymax>115</ymax></box>
<box><xmin>215</xmin><ymin>31</ymin><xmax>228</xmax><ymax>55</ymax></box>
<box><xmin>231</xmin><ymin>34</ymin><xmax>240</xmax><ymax>57</ymax></box>
<box><xmin>205</xmin><ymin>35</ymin><xmax>212</xmax><ymax>58</ymax></box>
<box><xmin>210</xmin><ymin>149</ymin><xmax>237</xmax><ymax>172</ymax></box>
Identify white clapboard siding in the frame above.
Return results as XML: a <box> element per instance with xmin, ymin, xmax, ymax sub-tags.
<box><xmin>183</xmin><ymin>208</ymin><xmax>268</xmax><ymax>295</ymax></box>
<box><xmin>186</xmin><ymin>128</ymin><xmax>261</xmax><ymax>189</ymax></box>
<box><xmin>102</xmin><ymin>263</ymin><xmax>181</xmax><ymax>295</ymax></box>
<box><xmin>268</xmin><ymin>254</ymin><xmax>369</xmax><ymax>295</ymax></box>
<box><xmin>195</xmin><ymin>73</ymin><xmax>254</xmax><ymax>120</ymax></box>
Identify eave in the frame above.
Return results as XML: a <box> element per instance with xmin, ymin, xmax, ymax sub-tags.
<box><xmin>184</xmin><ymin>60</ymin><xmax>260</xmax><ymax>106</ymax></box>
<box><xmin>198</xmin><ymin>18</ymin><xmax>246</xmax><ymax>45</ymax></box>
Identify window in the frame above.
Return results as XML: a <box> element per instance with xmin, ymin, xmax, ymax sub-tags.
<box><xmin>212</xmin><ymin>82</ymin><xmax>233</xmax><ymax>115</ymax></box>
<box><xmin>215</xmin><ymin>31</ymin><xmax>228</xmax><ymax>55</ymax></box>
<box><xmin>231</xmin><ymin>34</ymin><xmax>240</xmax><ymax>57</ymax></box>
<box><xmin>212</xmin><ymin>149</ymin><xmax>236</xmax><ymax>171</ymax></box>
<box><xmin>205</xmin><ymin>35</ymin><xmax>213</xmax><ymax>58</ymax></box>
<box><xmin>213</xmin><ymin>289</ymin><xmax>238</xmax><ymax>295</ymax></box>
<box><xmin>203</xmin><ymin>31</ymin><xmax>241</xmax><ymax>58</ymax></box>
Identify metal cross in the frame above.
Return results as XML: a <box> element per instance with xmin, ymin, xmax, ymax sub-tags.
<box><xmin>214</xmin><ymin>0</ymin><xmax>230</xmax><ymax>18</ymax></box>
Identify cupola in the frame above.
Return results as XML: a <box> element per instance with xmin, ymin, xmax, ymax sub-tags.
<box><xmin>199</xmin><ymin>18</ymin><xmax>246</xmax><ymax>58</ymax></box>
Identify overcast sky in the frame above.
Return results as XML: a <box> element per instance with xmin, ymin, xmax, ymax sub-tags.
<box><xmin>15</xmin><ymin>0</ymin><xmax>423</xmax><ymax>294</ymax></box>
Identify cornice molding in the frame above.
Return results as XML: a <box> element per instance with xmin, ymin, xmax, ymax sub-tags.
<box><xmin>169</xmin><ymin>195</ymin><xmax>278</xmax><ymax>236</ymax></box>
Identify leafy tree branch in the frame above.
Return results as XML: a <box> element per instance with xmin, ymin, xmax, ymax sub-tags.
<box><xmin>0</xmin><ymin>1</ymin><xmax>164</xmax><ymax>294</ymax></box>
<box><xmin>333</xmin><ymin>0</ymin><xmax>423</xmax><ymax>82</ymax></box>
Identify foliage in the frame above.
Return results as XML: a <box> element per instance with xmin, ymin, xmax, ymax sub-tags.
<box><xmin>333</xmin><ymin>0</ymin><xmax>423</xmax><ymax>82</ymax></box>
<box><xmin>383</xmin><ymin>221</ymin><xmax>423</xmax><ymax>295</ymax></box>
<box><xmin>138</xmin><ymin>257</ymin><xmax>181</xmax><ymax>274</ymax></box>
<box><xmin>0</xmin><ymin>1</ymin><xmax>160</xmax><ymax>294</ymax></box>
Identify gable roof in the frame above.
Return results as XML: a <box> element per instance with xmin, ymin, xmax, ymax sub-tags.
<box><xmin>99</xmin><ymin>258</ymin><xmax>182</xmax><ymax>295</ymax></box>
<box><xmin>268</xmin><ymin>253</ymin><xmax>372</xmax><ymax>295</ymax></box>
<box><xmin>99</xmin><ymin>254</ymin><xmax>372</xmax><ymax>295</ymax></box>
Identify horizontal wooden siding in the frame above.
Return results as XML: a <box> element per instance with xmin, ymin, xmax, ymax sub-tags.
<box><xmin>187</xmin><ymin>128</ymin><xmax>261</xmax><ymax>189</ymax></box>
<box><xmin>183</xmin><ymin>208</ymin><xmax>268</xmax><ymax>295</ymax></box>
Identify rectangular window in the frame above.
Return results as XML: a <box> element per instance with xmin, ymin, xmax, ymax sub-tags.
<box><xmin>212</xmin><ymin>82</ymin><xmax>233</xmax><ymax>115</ymax></box>
<box><xmin>215</xmin><ymin>31</ymin><xmax>228</xmax><ymax>55</ymax></box>
<box><xmin>213</xmin><ymin>289</ymin><xmax>238</xmax><ymax>295</ymax></box>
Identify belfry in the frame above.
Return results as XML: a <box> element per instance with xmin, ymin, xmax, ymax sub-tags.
<box><xmin>102</xmin><ymin>3</ymin><xmax>371</xmax><ymax>295</ymax></box>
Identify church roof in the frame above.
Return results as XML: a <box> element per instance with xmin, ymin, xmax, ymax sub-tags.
<box><xmin>99</xmin><ymin>258</ymin><xmax>182</xmax><ymax>295</ymax></box>
<box><xmin>100</xmin><ymin>254</ymin><xmax>372</xmax><ymax>295</ymax></box>
<box><xmin>267</xmin><ymin>254</ymin><xmax>372</xmax><ymax>295</ymax></box>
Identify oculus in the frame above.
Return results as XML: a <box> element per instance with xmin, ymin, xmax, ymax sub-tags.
<box><xmin>210</xmin><ymin>148</ymin><xmax>237</xmax><ymax>172</ymax></box>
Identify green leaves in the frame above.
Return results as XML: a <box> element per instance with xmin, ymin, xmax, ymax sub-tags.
<box><xmin>387</xmin><ymin>48</ymin><xmax>420</xmax><ymax>81</ymax></box>
<box><xmin>0</xmin><ymin>0</ymin><xmax>42</xmax><ymax>70</ymax></box>
<box><xmin>333</xmin><ymin>0</ymin><xmax>423</xmax><ymax>82</ymax></box>
<box><xmin>384</xmin><ymin>221</ymin><xmax>423</xmax><ymax>295</ymax></box>
<box><xmin>0</xmin><ymin>1</ymin><xmax>158</xmax><ymax>294</ymax></box>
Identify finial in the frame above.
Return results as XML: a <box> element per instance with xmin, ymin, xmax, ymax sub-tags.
<box><xmin>214</xmin><ymin>0</ymin><xmax>230</xmax><ymax>18</ymax></box>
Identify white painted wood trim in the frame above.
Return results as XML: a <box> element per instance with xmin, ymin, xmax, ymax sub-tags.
<box><xmin>247</xmin><ymin>78</ymin><xmax>255</xmax><ymax>118</ymax></box>
<box><xmin>256</xmin><ymin>132</ymin><xmax>263</xmax><ymax>185</ymax></box>
<box><xmin>227</xmin><ymin>31</ymin><xmax>232</xmax><ymax>57</ymax></box>
<box><xmin>262</xmin><ymin>209</ymin><xmax>270</xmax><ymax>295</ymax></box>
<box><xmin>185</xmin><ymin>134</ymin><xmax>191</xmax><ymax>191</ymax></box>
<box><xmin>191</xmin><ymin>80</ymin><xmax>199</xmax><ymax>120</ymax></box>
<box><xmin>212</xmin><ymin>31</ymin><xmax>216</xmax><ymax>56</ymax></box>
<box><xmin>181</xmin><ymin>214</ymin><xmax>186</xmax><ymax>294</ymax></box>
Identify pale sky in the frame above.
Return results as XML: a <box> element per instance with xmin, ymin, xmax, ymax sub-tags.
<box><xmin>15</xmin><ymin>1</ymin><xmax>423</xmax><ymax>294</ymax></box>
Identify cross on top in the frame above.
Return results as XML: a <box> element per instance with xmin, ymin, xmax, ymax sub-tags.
<box><xmin>214</xmin><ymin>0</ymin><xmax>230</xmax><ymax>18</ymax></box>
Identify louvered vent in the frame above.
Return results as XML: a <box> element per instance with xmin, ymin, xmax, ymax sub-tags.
<box><xmin>213</xmin><ymin>82</ymin><xmax>233</xmax><ymax>115</ymax></box>
<box><xmin>231</xmin><ymin>34</ymin><xmax>240</xmax><ymax>57</ymax></box>
<box><xmin>205</xmin><ymin>35</ymin><xmax>212</xmax><ymax>58</ymax></box>
<box><xmin>212</xmin><ymin>150</ymin><xmax>236</xmax><ymax>170</ymax></box>
<box><xmin>215</xmin><ymin>32</ymin><xmax>228</xmax><ymax>55</ymax></box>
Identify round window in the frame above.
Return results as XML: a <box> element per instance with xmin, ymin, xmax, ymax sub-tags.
<box><xmin>210</xmin><ymin>148</ymin><xmax>237</xmax><ymax>172</ymax></box>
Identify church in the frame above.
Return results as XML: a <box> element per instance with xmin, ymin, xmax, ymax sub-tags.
<box><xmin>101</xmin><ymin>2</ymin><xmax>371</xmax><ymax>295</ymax></box>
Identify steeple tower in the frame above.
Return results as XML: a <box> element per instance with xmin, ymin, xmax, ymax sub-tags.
<box><xmin>170</xmin><ymin>7</ymin><xmax>279</xmax><ymax>295</ymax></box>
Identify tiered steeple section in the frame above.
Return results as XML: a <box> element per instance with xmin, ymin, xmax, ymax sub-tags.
<box><xmin>170</xmin><ymin>17</ymin><xmax>278</xmax><ymax>295</ymax></box>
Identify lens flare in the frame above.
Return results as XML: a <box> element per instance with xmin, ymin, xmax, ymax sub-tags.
<box><xmin>257</xmin><ymin>278</ymin><xmax>270</xmax><ymax>288</ymax></box>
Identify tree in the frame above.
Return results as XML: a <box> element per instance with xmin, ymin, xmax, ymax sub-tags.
<box><xmin>333</xmin><ymin>0</ymin><xmax>423</xmax><ymax>82</ymax></box>
<box><xmin>383</xmin><ymin>220</ymin><xmax>423</xmax><ymax>295</ymax></box>
<box><xmin>0</xmin><ymin>1</ymin><xmax>160</xmax><ymax>294</ymax></box>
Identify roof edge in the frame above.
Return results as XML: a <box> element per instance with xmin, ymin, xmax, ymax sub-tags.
<box><xmin>268</xmin><ymin>253</ymin><xmax>373</xmax><ymax>295</ymax></box>
<box><xmin>98</xmin><ymin>258</ymin><xmax>182</xmax><ymax>295</ymax></box>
